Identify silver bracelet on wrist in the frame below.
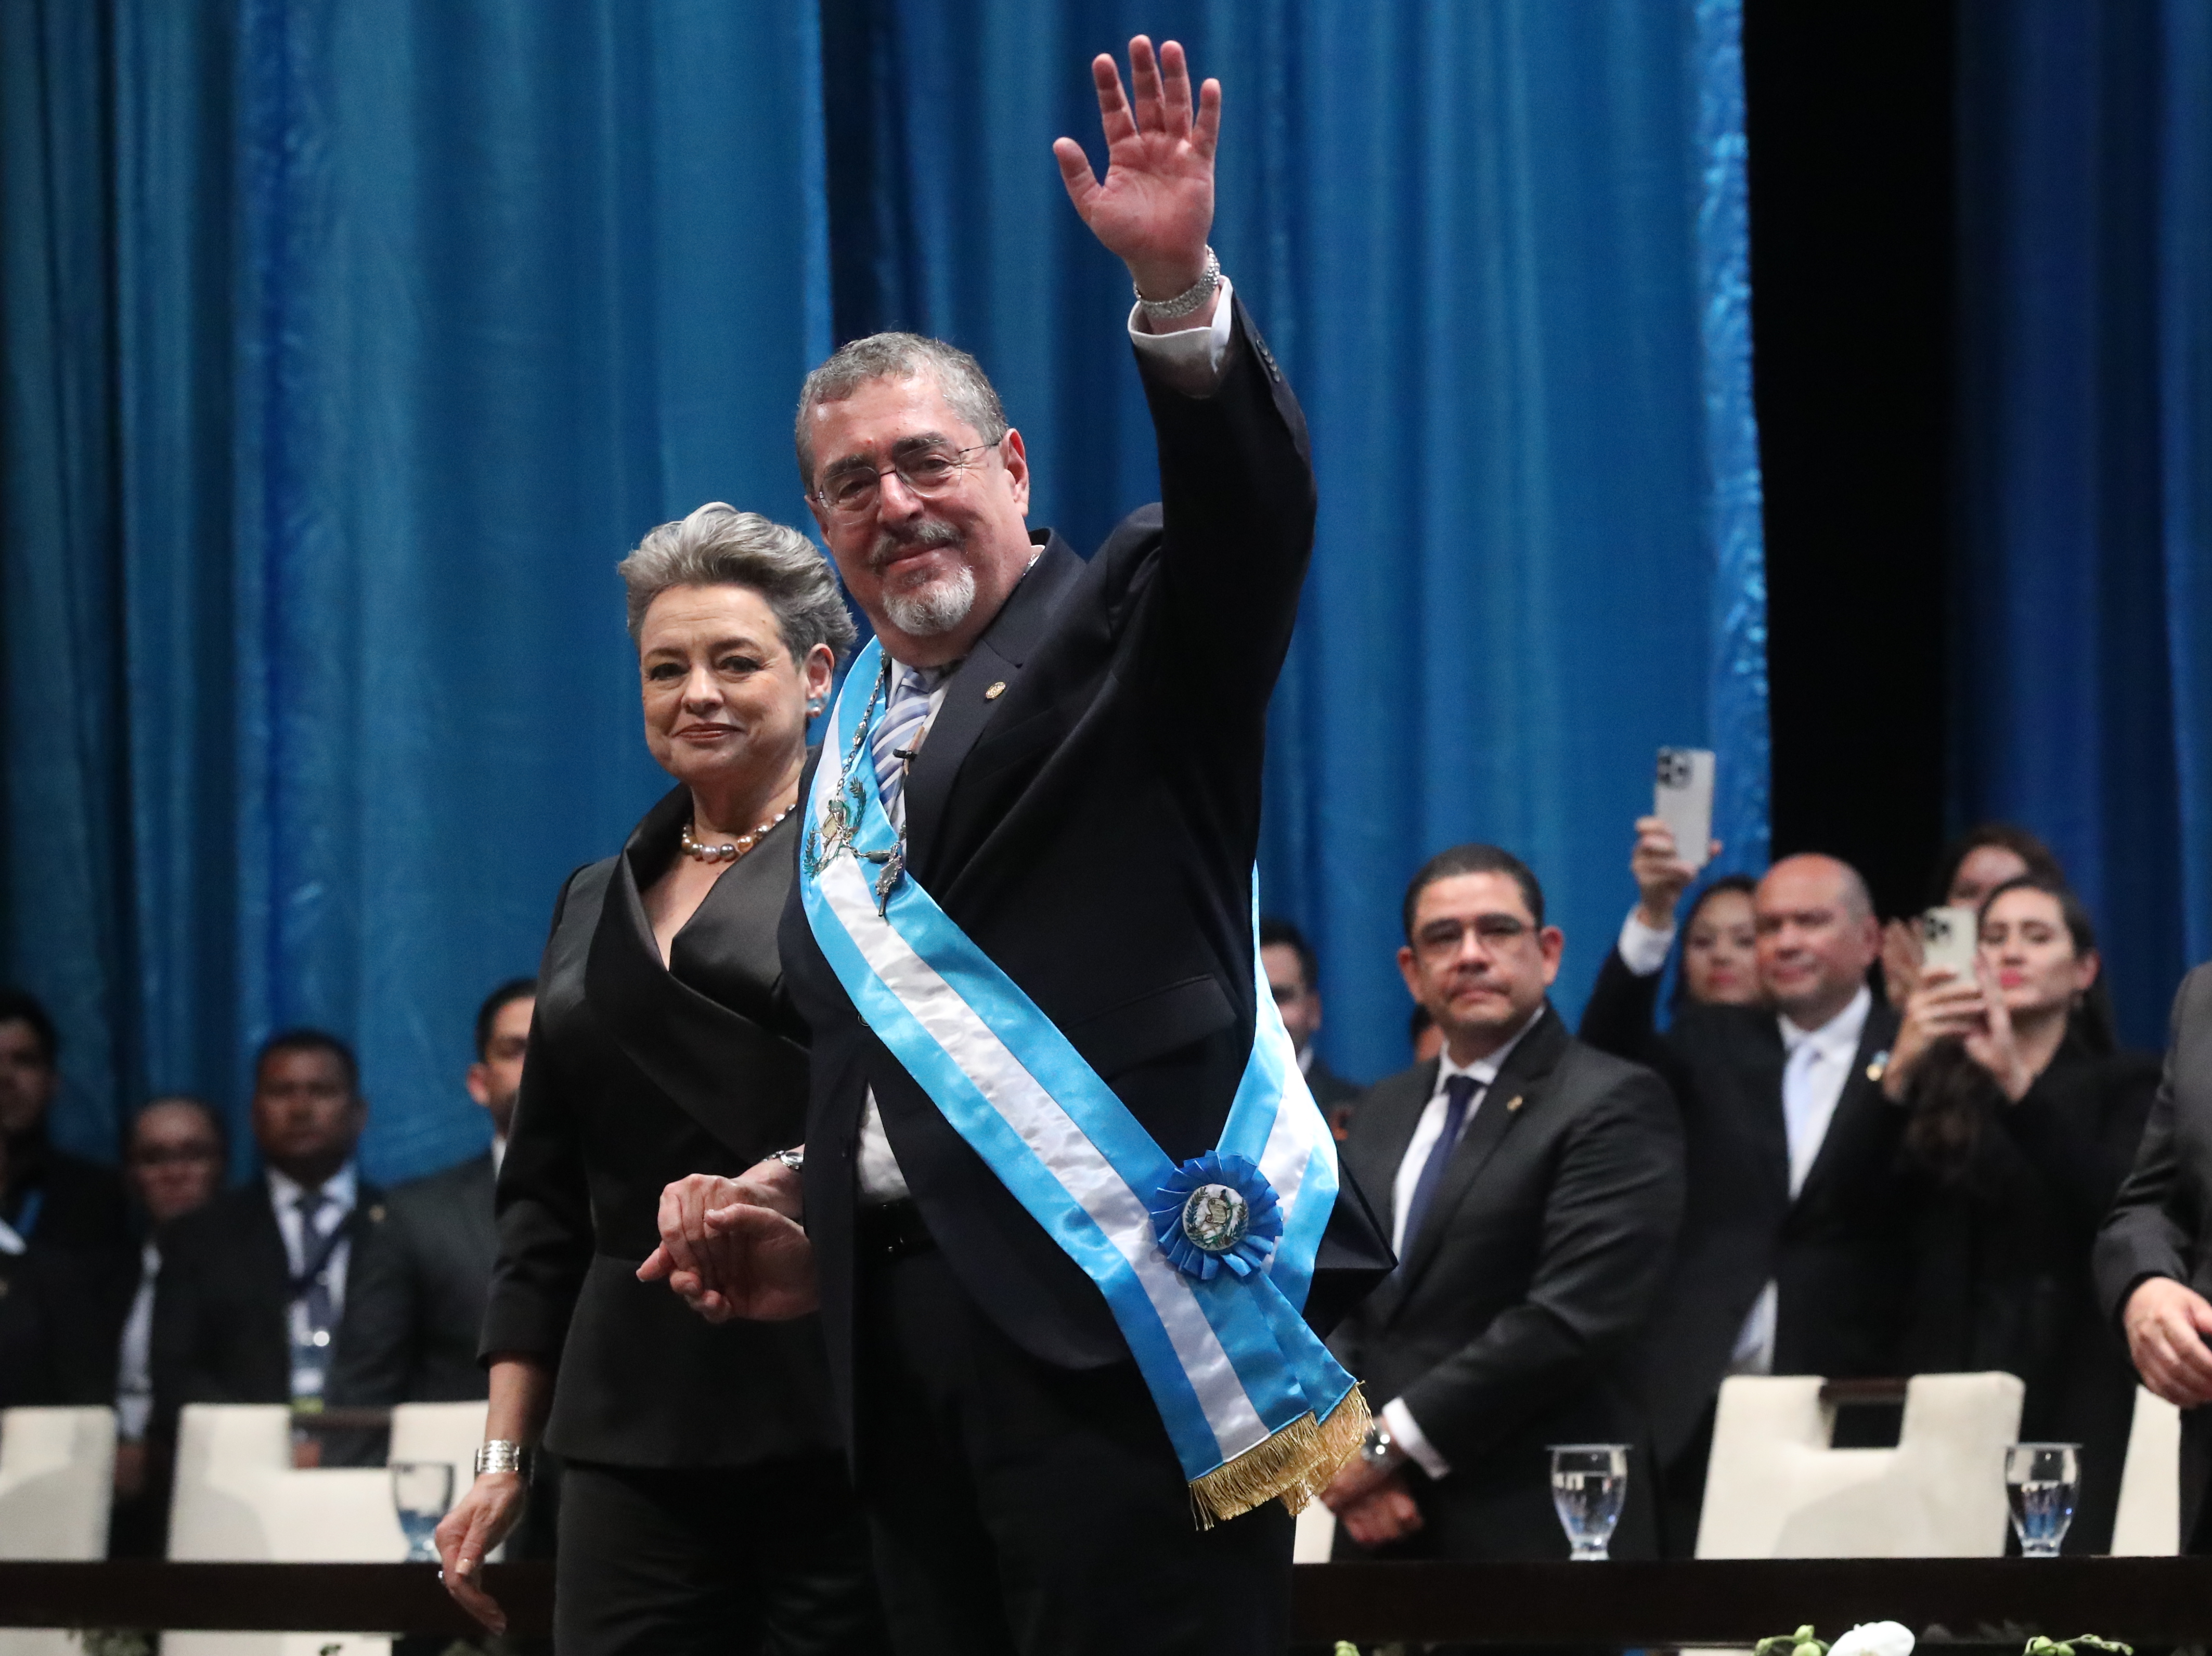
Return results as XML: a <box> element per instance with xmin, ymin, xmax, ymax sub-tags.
<box><xmin>1134</xmin><ymin>246</ymin><xmax>1222</xmax><ymax>321</ymax></box>
<box><xmin>474</xmin><ymin>1440</ymin><xmax>531</xmax><ymax>1477</ymax></box>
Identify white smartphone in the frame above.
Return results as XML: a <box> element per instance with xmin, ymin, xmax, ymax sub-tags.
<box><xmin>1653</xmin><ymin>747</ymin><xmax>1716</xmax><ymax>873</ymax></box>
<box><xmin>1920</xmin><ymin>905</ymin><xmax>1982</xmax><ymax>980</ymax></box>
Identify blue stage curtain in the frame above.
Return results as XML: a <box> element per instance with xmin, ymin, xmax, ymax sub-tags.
<box><xmin>2</xmin><ymin>1</ymin><xmax>829</xmax><ymax>1180</ymax></box>
<box><xmin>1954</xmin><ymin>0</ymin><xmax>2212</xmax><ymax>1049</ymax></box>
<box><xmin>825</xmin><ymin>0</ymin><xmax>1771</xmax><ymax>1085</ymax></box>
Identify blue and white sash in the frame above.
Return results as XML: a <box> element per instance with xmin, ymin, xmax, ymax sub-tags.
<box><xmin>800</xmin><ymin>640</ymin><xmax>1365</xmax><ymax>1523</ymax></box>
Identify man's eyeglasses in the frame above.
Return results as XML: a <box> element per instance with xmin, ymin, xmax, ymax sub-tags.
<box><xmin>813</xmin><ymin>442</ymin><xmax>997</xmax><ymax>517</ymax></box>
<box><xmin>1413</xmin><ymin>916</ymin><xmax>1534</xmax><ymax>959</ymax></box>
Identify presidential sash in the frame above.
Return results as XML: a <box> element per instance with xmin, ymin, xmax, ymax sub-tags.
<box><xmin>799</xmin><ymin>639</ymin><xmax>1365</xmax><ymax>1524</ymax></box>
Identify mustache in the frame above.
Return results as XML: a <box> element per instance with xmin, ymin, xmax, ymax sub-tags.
<box><xmin>867</xmin><ymin>518</ymin><xmax>962</xmax><ymax>573</ymax></box>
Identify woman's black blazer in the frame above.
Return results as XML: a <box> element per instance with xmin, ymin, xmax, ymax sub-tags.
<box><xmin>481</xmin><ymin>785</ymin><xmax>839</xmax><ymax>1468</ymax></box>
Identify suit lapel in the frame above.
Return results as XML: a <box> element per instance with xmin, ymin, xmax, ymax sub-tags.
<box><xmin>1793</xmin><ymin>1002</ymin><xmax>1899</xmax><ymax>1207</ymax></box>
<box><xmin>1394</xmin><ymin>1008</ymin><xmax>1567</xmax><ymax>1297</ymax></box>
<box><xmin>1360</xmin><ymin>1060</ymin><xmax>1440</xmax><ymax>1247</ymax></box>
<box><xmin>900</xmin><ymin>533</ymin><xmax>1083</xmax><ymax>884</ymax></box>
<box><xmin>585</xmin><ymin>790</ymin><xmax>811</xmax><ymax>1158</ymax></box>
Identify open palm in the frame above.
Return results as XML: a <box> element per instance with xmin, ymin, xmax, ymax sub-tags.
<box><xmin>1053</xmin><ymin>37</ymin><xmax>1219</xmax><ymax>299</ymax></box>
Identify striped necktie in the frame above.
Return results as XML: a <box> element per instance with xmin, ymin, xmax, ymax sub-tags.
<box><xmin>872</xmin><ymin>664</ymin><xmax>934</xmax><ymax>826</ymax></box>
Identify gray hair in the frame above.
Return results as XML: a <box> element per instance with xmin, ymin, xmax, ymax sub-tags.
<box><xmin>618</xmin><ymin>502</ymin><xmax>857</xmax><ymax>665</ymax></box>
<box><xmin>794</xmin><ymin>332</ymin><xmax>1008</xmax><ymax>489</ymax></box>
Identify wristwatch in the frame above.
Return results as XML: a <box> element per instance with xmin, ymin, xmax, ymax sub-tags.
<box><xmin>1359</xmin><ymin>1417</ymin><xmax>1396</xmax><ymax>1469</ymax></box>
<box><xmin>771</xmin><ymin>1146</ymin><xmax>804</xmax><ymax>1172</ymax></box>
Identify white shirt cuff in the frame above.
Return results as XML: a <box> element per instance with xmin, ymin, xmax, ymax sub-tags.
<box><xmin>1382</xmin><ymin>1395</ymin><xmax>1450</xmax><ymax>1480</ymax></box>
<box><xmin>1616</xmin><ymin>909</ymin><xmax>1676</xmax><ymax>977</ymax></box>
<box><xmin>1126</xmin><ymin>275</ymin><xmax>1236</xmax><ymax>397</ymax></box>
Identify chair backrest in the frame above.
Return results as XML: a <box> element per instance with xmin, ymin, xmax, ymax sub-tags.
<box><xmin>1697</xmin><ymin>1373</ymin><xmax>2024</xmax><ymax>1558</ymax></box>
<box><xmin>0</xmin><ymin>1408</ymin><xmax>117</xmax><ymax>1656</ymax></box>
<box><xmin>165</xmin><ymin>1405</ymin><xmax>400</xmax><ymax>1656</ymax></box>
<box><xmin>0</xmin><ymin>1407</ymin><xmax>114</xmax><ymax>1560</ymax></box>
<box><xmin>1292</xmin><ymin>1494</ymin><xmax>1337</xmax><ymax>1562</ymax></box>
<box><xmin>2110</xmin><ymin>1386</ymin><xmax>2182</xmax><ymax>1556</ymax></box>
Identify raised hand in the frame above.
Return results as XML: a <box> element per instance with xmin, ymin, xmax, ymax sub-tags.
<box><xmin>1053</xmin><ymin>37</ymin><xmax>1219</xmax><ymax>303</ymax></box>
<box><xmin>1629</xmin><ymin>816</ymin><xmax>1718</xmax><ymax>930</ymax></box>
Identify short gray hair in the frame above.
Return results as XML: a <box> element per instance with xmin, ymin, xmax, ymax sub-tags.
<box><xmin>618</xmin><ymin>502</ymin><xmax>857</xmax><ymax>666</ymax></box>
<box><xmin>794</xmin><ymin>332</ymin><xmax>1008</xmax><ymax>489</ymax></box>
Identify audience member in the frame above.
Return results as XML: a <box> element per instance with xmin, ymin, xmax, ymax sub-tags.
<box><xmin>328</xmin><ymin>980</ymin><xmax>533</xmax><ymax>1420</ymax></box>
<box><xmin>2098</xmin><ymin>956</ymin><xmax>2212</xmax><ymax>1553</ymax></box>
<box><xmin>1323</xmin><ymin>845</ymin><xmax>1684</xmax><ymax>1560</ymax></box>
<box><xmin>1260</xmin><ymin>916</ymin><xmax>1363</xmax><ymax>1134</ymax></box>
<box><xmin>1881</xmin><ymin>823</ymin><xmax>2067</xmax><ymax>1007</ymax></box>
<box><xmin>1610</xmin><ymin>818</ymin><xmax>1762</xmax><ymax>1011</ymax></box>
<box><xmin>1883</xmin><ymin>875</ymin><xmax>2154</xmax><ymax>1552</ymax></box>
<box><xmin>0</xmin><ymin>988</ymin><xmax>127</xmax><ymax>1248</ymax></box>
<box><xmin>1581</xmin><ymin>852</ymin><xmax>1905</xmax><ymax>1555</ymax></box>
<box><xmin>152</xmin><ymin>1030</ymin><xmax>379</xmax><ymax>1455</ymax></box>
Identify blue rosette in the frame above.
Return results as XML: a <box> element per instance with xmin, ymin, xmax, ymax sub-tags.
<box><xmin>1150</xmin><ymin>1152</ymin><xmax>1284</xmax><ymax>1280</ymax></box>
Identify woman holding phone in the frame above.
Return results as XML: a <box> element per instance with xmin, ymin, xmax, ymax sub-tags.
<box><xmin>1882</xmin><ymin>874</ymin><xmax>2158</xmax><ymax>1554</ymax></box>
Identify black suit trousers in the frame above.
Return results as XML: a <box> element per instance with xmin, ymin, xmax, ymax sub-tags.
<box><xmin>857</xmin><ymin>1246</ymin><xmax>1292</xmax><ymax>1656</ymax></box>
<box><xmin>553</xmin><ymin>1455</ymin><xmax>883</xmax><ymax>1656</ymax></box>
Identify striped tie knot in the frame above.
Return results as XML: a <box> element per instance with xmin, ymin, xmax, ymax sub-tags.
<box><xmin>872</xmin><ymin>665</ymin><xmax>934</xmax><ymax>823</ymax></box>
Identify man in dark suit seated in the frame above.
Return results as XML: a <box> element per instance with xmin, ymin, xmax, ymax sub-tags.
<box><xmin>2097</xmin><ymin>961</ymin><xmax>2212</xmax><ymax>1551</ymax></box>
<box><xmin>152</xmin><ymin>1030</ymin><xmax>381</xmax><ymax>1459</ymax></box>
<box><xmin>1579</xmin><ymin>843</ymin><xmax>1906</xmax><ymax>1555</ymax></box>
<box><xmin>1320</xmin><ymin>844</ymin><xmax>1685</xmax><ymax>1559</ymax></box>
<box><xmin>1261</xmin><ymin>917</ymin><xmax>1363</xmax><ymax>1135</ymax></box>
<box><xmin>328</xmin><ymin>979</ymin><xmax>533</xmax><ymax>1423</ymax></box>
<box><xmin>0</xmin><ymin>988</ymin><xmax>127</xmax><ymax>1250</ymax></box>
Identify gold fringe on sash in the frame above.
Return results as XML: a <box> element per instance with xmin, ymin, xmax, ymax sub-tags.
<box><xmin>1189</xmin><ymin>1384</ymin><xmax>1371</xmax><ymax>1529</ymax></box>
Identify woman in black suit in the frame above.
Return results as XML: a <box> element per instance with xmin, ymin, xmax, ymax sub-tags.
<box><xmin>435</xmin><ymin>503</ymin><xmax>881</xmax><ymax>1653</ymax></box>
<box><xmin>1883</xmin><ymin>874</ymin><xmax>2159</xmax><ymax>1554</ymax></box>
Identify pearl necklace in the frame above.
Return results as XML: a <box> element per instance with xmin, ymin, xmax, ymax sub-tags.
<box><xmin>680</xmin><ymin>803</ymin><xmax>795</xmax><ymax>864</ymax></box>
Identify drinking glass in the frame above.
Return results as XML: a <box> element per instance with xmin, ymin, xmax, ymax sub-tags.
<box><xmin>2004</xmin><ymin>1442</ymin><xmax>2080</xmax><ymax>1558</ymax></box>
<box><xmin>1548</xmin><ymin>1443</ymin><xmax>1628</xmax><ymax>1561</ymax></box>
<box><xmin>390</xmin><ymin>1460</ymin><xmax>455</xmax><ymax>1564</ymax></box>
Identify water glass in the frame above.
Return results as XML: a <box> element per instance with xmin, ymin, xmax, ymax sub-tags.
<box><xmin>2004</xmin><ymin>1441</ymin><xmax>2080</xmax><ymax>1557</ymax></box>
<box><xmin>1548</xmin><ymin>1443</ymin><xmax>1628</xmax><ymax>1561</ymax></box>
<box><xmin>390</xmin><ymin>1460</ymin><xmax>455</xmax><ymax>1564</ymax></box>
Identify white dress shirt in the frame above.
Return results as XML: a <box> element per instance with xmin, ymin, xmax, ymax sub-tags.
<box><xmin>1380</xmin><ymin>1005</ymin><xmax>1546</xmax><ymax>1481</ymax></box>
<box><xmin>266</xmin><ymin>1161</ymin><xmax>359</xmax><ymax>1398</ymax></box>
<box><xmin>854</xmin><ymin>282</ymin><xmax>1239</xmax><ymax>1206</ymax></box>
<box><xmin>1615</xmin><ymin>911</ymin><xmax>1872</xmax><ymax>1375</ymax></box>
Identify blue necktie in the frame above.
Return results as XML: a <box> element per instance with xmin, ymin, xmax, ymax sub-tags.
<box><xmin>289</xmin><ymin>1190</ymin><xmax>344</xmax><ymax>1400</ymax></box>
<box><xmin>1401</xmin><ymin>1073</ymin><xmax>1480</xmax><ymax>1250</ymax></box>
<box><xmin>871</xmin><ymin>665</ymin><xmax>933</xmax><ymax>825</ymax></box>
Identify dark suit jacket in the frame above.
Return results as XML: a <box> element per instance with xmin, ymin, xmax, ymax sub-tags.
<box><xmin>1579</xmin><ymin>946</ymin><xmax>1907</xmax><ymax>1464</ymax></box>
<box><xmin>482</xmin><ymin>791</ymin><xmax>843</xmax><ymax>1469</ymax></box>
<box><xmin>2095</xmin><ymin>961</ymin><xmax>2212</xmax><ymax>1549</ymax></box>
<box><xmin>0</xmin><ymin>1241</ymin><xmax>139</xmax><ymax>1409</ymax></box>
<box><xmin>150</xmin><ymin>1175</ymin><xmax>383</xmax><ymax>1437</ymax></box>
<box><xmin>4</xmin><ymin>1129</ymin><xmax>128</xmax><ymax>1250</ymax></box>
<box><xmin>1306</xmin><ymin>1054</ymin><xmax>1364</xmax><ymax>1132</ymax></box>
<box><xmin>328</xmin><ymin>1152</ymin><xmax>497</xmax><ymax>1408</ymax></box>
<box><xmin>779</xmin><ymin>299</ymin><xmax>1393</xmax><ymax>1452</ymax></box>
<box><xmin>1329</xmin><ymin>1010</ymin><xmax>1684</xmax><ymax>1559</ymax></box>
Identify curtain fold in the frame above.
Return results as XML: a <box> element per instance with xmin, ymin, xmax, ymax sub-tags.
<box><xmin>4</xmin><ymin>1</ymin><xmax>829</xmax><ymax>1180</ymax></box>
<box><xmin>1954</xmin><ymin>0</ymin><xmax>2212</xmax><ymax>1049</ymax></box>
<box><xmin>827</xmin><ymin>0</ymin><xmax>1771</xmax><ymax>1084</ymax></box>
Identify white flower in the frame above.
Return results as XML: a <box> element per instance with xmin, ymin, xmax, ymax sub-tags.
<box><xmin>1830</xmin><ymin>1623</ymin><xmax>1915</xmax><ymax>1656</ymax></box>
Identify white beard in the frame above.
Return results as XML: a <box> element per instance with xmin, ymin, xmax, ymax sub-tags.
<box><xmin>882</xmin><ymin>562</ymin><xmax>977</xmax><ymax>637</ymax></box>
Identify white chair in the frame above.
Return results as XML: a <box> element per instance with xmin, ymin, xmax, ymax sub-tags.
<box><xmin>1292</xmin><ymin>1494</ymin><xmax>1337</xmax><ymax>1562</ymax></box>
<box><xmin>0</xmin><ymin>1407</ymin><xmax>117</xmax><ymax>1656</ymax></box>
<box><xmin>1697</xmin><ymin>1373</ymin><xmax>2024</xmax><ymax>1557</ymax></box>
<box><xmin>2109</xmin><ymin>1386</ymin><xmax>2182</xmax><ymax>1555</ymax></box>
<box><xmin>166</xmin><ymin>1404</ymin><xmax>402</xmax><ymax>1656</ymax></box>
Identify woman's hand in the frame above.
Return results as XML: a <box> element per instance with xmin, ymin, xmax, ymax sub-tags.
<box><xmin>1882</xmin><ymin>966</ymin><xmax>1986</xmax><ymax>1100</ymax></box>
<box><xmin>1629</xmin><ymin>816</ymin><xmax>1716</xmax><ymax>930</ymax></box>
<box><xmin>1960</xmin><ymin>954</ymin><xmax>2036</xmax><ymax>1100</ymax></box>
<box><xmin>435</xmin><ymin>1470</ymin><xmax>526</xmax><ymax>1635</ymax></box>
<box><xmin>1881</xmin><ymin>917</ymin><xmax>1924</xmax><ymax>1008</ymax></box>
<box><xmin>1052</xmin><ymin>38</ymin><xmax>1219</xmax><ymax>308</ymax></box>
<box><xmin>639</xmin><ymin>1158</ymin><xmax>818</xmax><ymax>1321</ymax></box>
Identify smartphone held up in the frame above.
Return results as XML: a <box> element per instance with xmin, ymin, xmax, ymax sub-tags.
<box><xmin>1654</xmin><ymin>747</ymin><xmax>1716</xmax><ymax>874</ymax></box>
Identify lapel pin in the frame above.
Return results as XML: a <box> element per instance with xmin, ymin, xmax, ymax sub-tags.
<box><xmin>1506</xmin><ymin>1095</ymin><xmax>1524</xmax><ymax>1114</ymax></box>
<box><xmin>1865</xmin><ymin>1052</ymin><xmax>1889</xmax><ymax>1084</ymax></box>
<box><xmin>985</xmin><ymin>681</ymin><xmax>1006</xmax><ymax>700</ymax></box>
<box><xmin>368</xmin><ymin>1204</ymin><xmax>386</xmax><ymax>1223</ymax></box>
